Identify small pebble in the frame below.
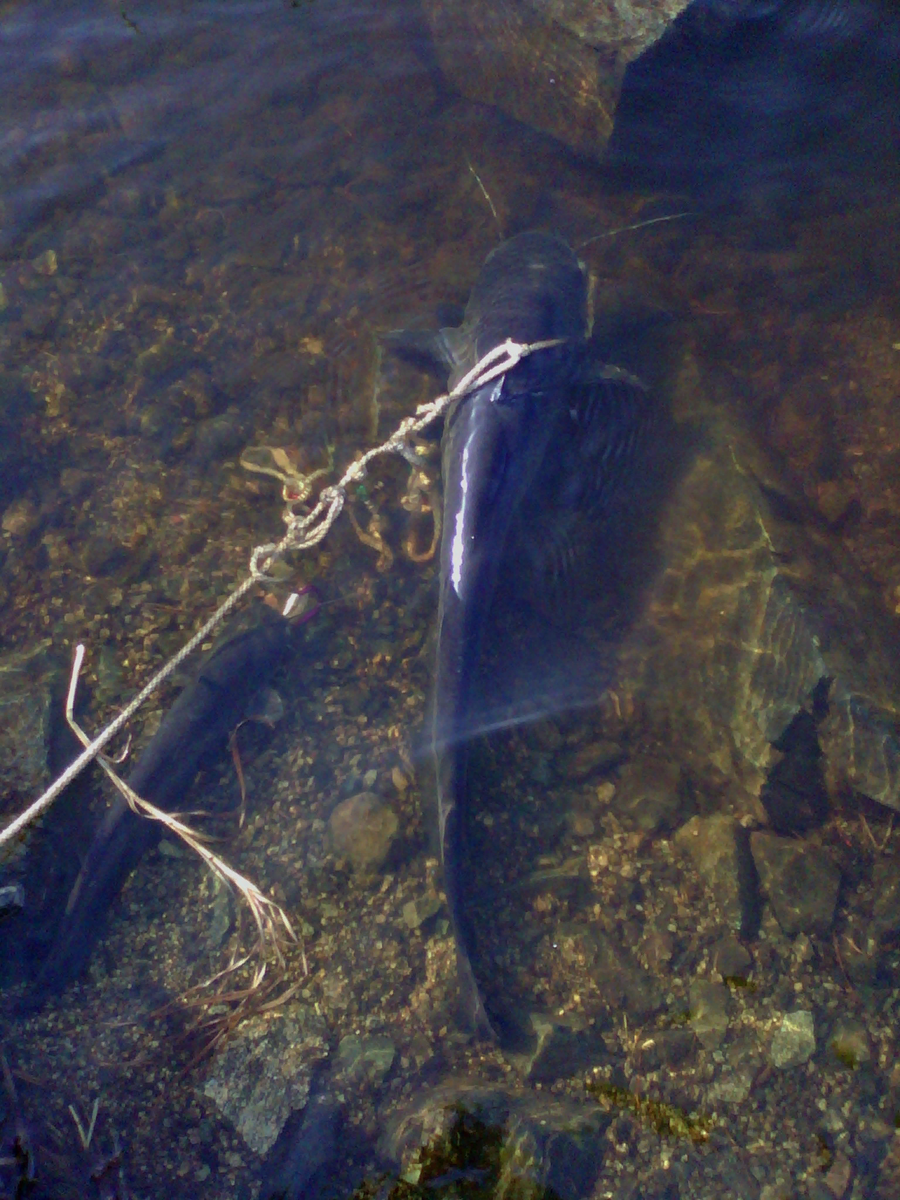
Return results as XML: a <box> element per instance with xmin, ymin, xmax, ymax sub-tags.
<box><xmin>328</xmin><ymin>791</ymin><xmax>399</xmax><ymax>872</ymax></box>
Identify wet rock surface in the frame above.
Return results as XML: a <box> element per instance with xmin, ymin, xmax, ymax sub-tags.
<box><xmin>201</xmin><ymin>1004</ymin><xmax>329</xmax><ymax>1156</ymax></box>
<box><xmin>336</xmin><ymin>1032</ymin><xmax>396</xmax><ymax>1086</ymax></box>
<box><xmin>675</xmin><ymin>813</ymin><xmax>756</xmax><ymax>934</ymax></box>
<box><xmin>583</xmin><ymin>927</ymin><xmax>663</xmax><ymax>1019</ymax></box>
<box><xmin>751</xmin><ymin>832</ymin><xmax>841</xmax><ymax>937</ymax></box>
<box><xmin>381</xmin><ymin>1080</ymin><xmax>612</xmax><ymax>1200</ymax></box>
<box><xmin>768</xmin><ymin>1009</ymin><xmax>816</xmax><ymax>1070</ymax></box>
<box><xmin>689</xmin><ymin>979</ymin><xmax>730</xmax><ymax>1050</ymax></box>
<box><xmin>422</xmin><ymin>0</ymin><xmax>690</xmax><ymax>159</ymax></box>
<box><xmin>710</xmin><ymin>933</ymin><xmax>753</xmax><ymax>981</ymax></box>
<box><xmin>705</xmin><ymin>1035</ymin><xmax>758</xmax><ymax>1107</ymax></box>
<box><xmin>327</xmin><ymin>791</ymin><xmax>400</xmax><ymax>873</ymax></box>
<box><xmin>513</xmin><ymin>1012</ymin><xmax>609</xmax><ymax>1083</ymax></box>
<box><xmin>401</xmin><ymin>892</ymin><xmax>442</xmax><ymax>930</ymax></box>
<box><xmin>560</xmin><ymin>737</ymin><xmax>621</xmax><ymax>781</ymax></box>
<box><xmin>828</xmin><ymin>1016</ymin><xmax>872</xmax><ymax>1071</ymax></box>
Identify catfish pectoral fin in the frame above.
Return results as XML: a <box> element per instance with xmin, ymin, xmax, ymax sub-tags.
<box><xmin>382</xmin><ymin>328</ymin><xmax>456</xmax><ymax>381</ymax></box>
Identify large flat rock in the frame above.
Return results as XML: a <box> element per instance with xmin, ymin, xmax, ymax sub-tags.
<box><xmin>421</xmin><ymin>0</ymin><xmax>690</xmax><ymax>157</ymax></box>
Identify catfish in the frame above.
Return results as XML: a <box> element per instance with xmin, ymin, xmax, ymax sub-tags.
<box><xmin>28</xmin><ymin>596</ymin><xmax>313</xmax><ymax>1001</ymax></box>
<box><xmin>396</xmin><ymin>232</ymin><xmax>672</xmax><ymax>1039</ymax></box>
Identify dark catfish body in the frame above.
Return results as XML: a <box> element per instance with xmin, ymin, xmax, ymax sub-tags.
<box><xmin>430</xmin><ymin>233</ymin><xmax>664</xmax><ymax>1039</ymax></box>
<box><xmin>31</xmin><ymin>603</ymin><xmax>296</xmax><ymax>1000</ymax></box>
<box><xmin>432</xmin><ymin>234</ymin><xmax>587</xmax><ymax>1038</ymax></box>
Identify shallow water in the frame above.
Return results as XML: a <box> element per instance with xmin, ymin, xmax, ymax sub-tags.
<box><xmin>2</xmin><ymin>2</ymin><xmax>900</xmax><ymax>1197</ymax></box>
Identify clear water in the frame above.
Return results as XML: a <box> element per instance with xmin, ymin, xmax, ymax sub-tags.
<box><xmin>2</xmin><ymin>2</ymin><xmax>900</xmax><ymax>1197</ymax></box>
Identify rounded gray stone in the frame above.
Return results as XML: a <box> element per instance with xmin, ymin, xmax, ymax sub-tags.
<box><xmin>768</xmin><ymin>1009</ymin><xmax>816</xmax><ymax>1069</ymax></box>
<box><xmin>328</xmin><ymin>791</ymin><xmax>400</xmax><ymax>873</ymax></box>
<box><xmin>337</xmin><ymin>1033</ymin><xmax>396</xmax><ymax>1085</ymax></box>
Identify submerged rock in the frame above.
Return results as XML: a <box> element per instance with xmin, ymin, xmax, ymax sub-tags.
<box><xmin>612</xmin><ymin>756</ymin><xmax>684</xmax><ymax>833</ymax></box>
<box><xmin>620</xmin><ymin>395</ymin><xmax>900</xmax><ymax>825</ymax></box>
<box><xmin>768</xmin><ymin>1009</ymin><xmax>816</xmax><ymax>1069</ymax></box>
<box><xmin>750</xmin><ymin>832</ymin><xmax>840</xmax><ymax>937</ymax></box>
<box><xmin>401</xmin><ymin>893</ymin><xmax>443</xmax><ymax>930</ymax></box>
<box><xmin>560</xmin><ymin>739</ymin><xmax>621</xmax><ymax>781</ymax></box>
<box><xmin>336</xmin><ymin>1033</ymin><xmax>396</xmax><ymax>1086</ymax></box>
<box><xmin>201</xmin><ymin>1004</ymin><xmax>328</xmax><ymax>1155</ymax></box>
<box><xmin>706</xmin><ymin>1052</ymin><xmax>757</xmax><ymax>1107</ymax></box>
<box><xmin>689</xmin><ymin>979</ymin><xmax>730</xmax><ymax>1050</ymax></box>
<box><xmin>422</xmin><ymin>0</ymin><xmax>690</xmax><ymax>159</ymax></box>
<box><xmin>513</xmin><ymin>1012</ymin><xmax>609</xmax><ymax>1083</ymax></box>
<box><xmin>559</xmin><ymin>925</ymin><xmax>662</xmax><ymax>1019</ymax></box>
<box><xmin>675</xmin><ymin>814</ymin><xmax>756</xmax><ymax>933</ymax></box>
<box><xmin>636</xmin><ymin>1027</ymin><xmax>697</xmax><ymax>1070</ymax></box>
<box><xmin>828</xmin><ymin>1017</ymin><xmax>872</xmax><ymax>1070</ymax></box>
<box><xmin>497</xmin><ymin>1107</ymin><xmax>608</xmax><ymax>1200</ymax></box>
<box><xmin>380</xmin><ymin>1079</ymin><xmax>610</xmax><ymax>1200</ymax></box>
<box><xmin>328</xmin><ymin>791</ymin><xmax>400</xmax><ymax>873</ymax></box>
<box><xmin>710</xmin><ymin>934</ymin><xmax>753</xmax><ymax>981</ymax></box>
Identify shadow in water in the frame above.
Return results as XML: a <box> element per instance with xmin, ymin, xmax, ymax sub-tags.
<box><xmin>607</xmin><ymin>0</ymin><xmax>900</xmax><ymax>215</ymax></box>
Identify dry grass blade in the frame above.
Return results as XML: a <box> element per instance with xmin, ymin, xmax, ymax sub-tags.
<box><xmin>229</xmin><ymin>729</ymin><xmax>249</xmax><ymax>829</ymax></box>
<box><xmin>146</xmin><ymin>943</ymin><xmax>310</xmax><ymax>1072</ymax></box>
<box><xmin>465</xmin><ymin>153</ymin><xmax>502</xmax><ymax>240</ymax></box>
<box><xmin>67</xmin><ymin>1099</ymin><xmax>99</xmax><ymax>1152</ymax></box>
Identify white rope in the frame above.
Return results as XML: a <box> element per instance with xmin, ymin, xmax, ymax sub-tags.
<box><xmin>0</xmin><ymin>336</ymin><xmax>562</xmax><ymax>851</ymax></box>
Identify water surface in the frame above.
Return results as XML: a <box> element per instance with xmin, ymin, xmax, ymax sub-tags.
<box><xmin>2</xmin><ymin>2</ymin><xmax>900</xmax><ymax>1198</ymax></box>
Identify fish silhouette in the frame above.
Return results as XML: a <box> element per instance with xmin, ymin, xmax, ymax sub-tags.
<box><xmin>27</xmin><ymin>599</ymin><xmax>309</xmax><ymax>1003</ymax></box>
<box><xmin>399</xmin><ymin>232</ymin><xmax>674</xmax><ymax>1039</ymax></box>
